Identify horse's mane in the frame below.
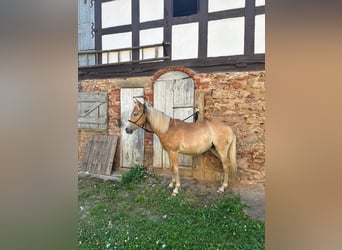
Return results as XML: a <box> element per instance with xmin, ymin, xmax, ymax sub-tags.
<box><xmin>145</xmin><ymin>104</ymin><xmax>170</xmax><ymax>134</ymax></box>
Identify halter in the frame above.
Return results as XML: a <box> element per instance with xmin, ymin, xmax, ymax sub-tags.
<box><xmin>128</xmin><ymin>103</ymin><xmax>199</xmax><ymax>133</ymax></box>
<box><xmin>128</xmin><ymin>104</ymin><xmax>153</xmax><ymax>133</ymax></box>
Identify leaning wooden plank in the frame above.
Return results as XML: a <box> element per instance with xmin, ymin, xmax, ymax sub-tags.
<box><xmin>105</xmin><ymin>136</ymin><xmax>118</xmax><ymax>175</ymax></box>
<box><xmin>87</xmin><ymin>135</ymin><xmax>102</xmax><ymax>173</ymax></box>
<box><xmin>81</xmin><ymin>135</ymin><xmax>118</xmax><ymax>175</ymax></box>
<box><xmin>81</xmin><ymin>134</ymin><xmax>95</xmax><ymax>172</ymax></box>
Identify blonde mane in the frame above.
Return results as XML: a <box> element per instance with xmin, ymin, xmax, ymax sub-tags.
<box><xmin>145</xmin><ymin>104</ymin><xmax>170</xmax><ymax>134</ymax></box>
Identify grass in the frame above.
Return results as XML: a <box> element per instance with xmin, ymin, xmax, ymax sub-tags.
<box><xmin>78</xmin><ymin>166</ymin><xmax>264</xmax><ymax>250</ymax></box>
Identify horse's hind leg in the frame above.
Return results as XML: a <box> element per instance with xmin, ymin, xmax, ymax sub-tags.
<box><xmin>168</xmin><ymin>150</ymin><xmax>180</xmax><ymax>196</ymax></box>
<box><xmin>214</xmin><ymin>139</ymin><xmax>231</xmax><ymax>193</ymax></box>
<box><xmin>217</xmin><ymin>150</ymin><xmax>230</xmax><ymax>193</ymax></box>
<box><xmin>228</xmin><ymin>134</ymin><xmax>237</xmax><ymax>178</ymax></box>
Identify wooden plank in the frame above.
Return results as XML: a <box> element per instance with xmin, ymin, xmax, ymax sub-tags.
<box><xmin>78</xmin><ymin>117</ymin><xmax>107</xmax><ymax>124</ymax></box>
<box><xmin>131</xmin><ymin>0</ymin><xmax>140</xmax><ymax>61</ymax></box>
<box><xmin>82</xmin><ymin>134</ymin><xmax>94</xmax><ymax>172</ymax></box>
<box><xmin>78</xmin><ymin>92</ymin><xmax>107</xmax><ymax>102</ymax></box>
<box><xmin>198</xmin><ymin>0</ymin><xmax>208</xmax><ymax>58</ymax></box>
<box><xmin>81</xmin><ymin>135</ymin><xmax>118</xmax><ymax>175</ymax></box>
<box><xmin>106</xmin><ymin>136</ymin><xmax>118</xmax><ymax>175</ymax></box>
<box><xmin>196</xmin><ymin>91</ymin><xmax>205</xmax><ymax>122</ymax></box>
<box><xmin>80</xmin><ymin>101</ymin><xmax>105</xmax><ymax>117</ymax></box>
<box><xmin>78</xmin><ymin>55</ymin><xmax>265</xmax><ymax>80</ymax></box>
<box><xmin>163</xmin><ymin>78</ymin><xmax>174</xmax><ymax>168</ymax></box>
<box><xmin>244</xmin><ymin>0</ymin><xmax>256</xmax><ymax>56</ymax></box>
<box><xmin>153</xmin><ymin>79</ymin><xmax>169</xmax><ymax>168</ymax></box>
<box><xmin>84</xmin><ymin>134</ymin><xmax>96</xmax><ymax>172</ymax></box>
<box><xmin>78</xmin><ymin>124</ymin><xmax>107</xmax><ymax>130</ymax></box>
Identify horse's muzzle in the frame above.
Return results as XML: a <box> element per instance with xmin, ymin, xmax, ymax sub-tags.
<box><xmin>125</xmin><ymin>127</ymin><xmax>133</xmax><ymax>134</ymax></box>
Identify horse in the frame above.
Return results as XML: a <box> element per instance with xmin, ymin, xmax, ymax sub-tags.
<box><xmin>125</xmin><ymin>99</ymin><xmax>237</xmax><ymax>196</ymax></box>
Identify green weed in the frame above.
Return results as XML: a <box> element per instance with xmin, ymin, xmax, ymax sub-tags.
<box><xmin>121</xmin><ymin>165</ymin><xmax>149</xmax><ymax>184</ymax></box>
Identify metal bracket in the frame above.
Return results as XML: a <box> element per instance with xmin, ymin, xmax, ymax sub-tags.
<box><xmin>91</xmin><ymin>22</ymin><xmax>96</xmax><ymax>38</ymax></box>
<box><xmin>90</xmin><ymin>0</ymin><xmax>95</xmax><ymax>8</ymax></box>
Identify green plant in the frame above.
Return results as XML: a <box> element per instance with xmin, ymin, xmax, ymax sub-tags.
<box><xmin>121</xmin><ymin>165</ymin><xmax>149</xmax><ymax>184</ymax></box>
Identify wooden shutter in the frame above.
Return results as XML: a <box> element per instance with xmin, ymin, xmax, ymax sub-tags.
<box><xmin>78</xmin><ymin>0</ymin><xmax>95</xmax><ymax>66</ymax></box>
<box><xmin>78</xmin><ymin>92</ymin><xmax>108</xmax><ymax>130</ymax></box>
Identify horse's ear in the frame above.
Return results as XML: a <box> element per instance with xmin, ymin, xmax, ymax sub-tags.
<box><xmin>135</xmin><ymin>99</ymin><xmax>143</xmax><ymax>107</ymax></box>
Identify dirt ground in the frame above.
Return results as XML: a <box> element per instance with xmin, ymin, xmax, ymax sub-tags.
<box><xmin>231</xmin><ymin>182</ymin><xmax>265</xmax><ymax>220</ymax></box>
<box><xmin>79</xmin><ymin>169</ymin><xmax>265</xmax><ymax>221</ymax></box>
<box><xmin>156</xmin><ymin>176</ymin><xmax>265</xmax><ymax>221</ymax></box>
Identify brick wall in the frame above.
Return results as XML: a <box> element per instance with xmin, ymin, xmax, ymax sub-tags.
<box><xmin>78</xmin><ymin>69</ymin><xmax>265</xmax><ymax>185</ymax></box>
<box><xmin>194</xmin><ymin>71</ymin><xmax>265</xmax><ymax>184</ymax></box>
<box><xmin>78</xmin><ymin>79</ymin><xmax>122</xmax><ymax>168</ymax></box>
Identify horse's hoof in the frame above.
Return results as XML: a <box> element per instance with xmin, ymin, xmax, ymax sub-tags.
<box><xmin>168</xmin><ymin>183</ymin><xmax>174</xmax><ymax>188</ymax></box>
<box><xmin>217</xmin><ymin>186</ymin><xmax>225</xmax><ymax>193</ymax></box>
<box><xmin>172</xmin><ymin>187</ymin><xmax>179</xmax><ymax>196</ymax></box>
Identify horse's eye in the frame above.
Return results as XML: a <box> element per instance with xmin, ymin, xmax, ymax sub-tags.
<box><xmin>133</xmin><ymin>112</ymin><xmax>139</xmax><ymax>117</ymax></box>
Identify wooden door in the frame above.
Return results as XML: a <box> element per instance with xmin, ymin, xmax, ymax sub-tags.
<box><xmin>153</xmin><ymin>71</ymin><xmax>194</xmax><ymax>168</ymax></box>
<box><xmin>120</xmin><ymin>88</ymin><xmax>144</xmax><ymax>168</ymax></box>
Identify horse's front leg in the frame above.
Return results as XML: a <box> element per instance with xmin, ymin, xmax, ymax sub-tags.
<box><xmin>168</xmin><ymin>151</ymin><xmax>180</xmax><ymax>196</ymax></box>
<box><xmin>168</xmin><ymin>158</ymin><xmax>176</xmax><ymax>189</ymax></box>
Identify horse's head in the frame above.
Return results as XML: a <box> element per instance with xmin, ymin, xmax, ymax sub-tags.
<box><xmin>125</xmin><ymin>99</ymin><xmax>147</xmax><ymax>134</ymax></box>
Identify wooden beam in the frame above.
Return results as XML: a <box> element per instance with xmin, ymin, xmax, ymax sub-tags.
<box><xmin>78</xmin><ymin>54</ymin><xmax>265</xmax><ymax>79</ymax></box>
<box><xmin>114</xmin><ymin>78</ymin><xmax>151</xmax><ymax>88</ymax></box>
<box><xmin>244</xmin><ymin>0</ymin><xmax>256</xmax><ymax>56</ymax></box>
<box><xmin>131</xmin><ymin>0</ymin><xmax>140</xmax><ymax>61</ymax></box>
<box><xmin>198</xmin><ymin>0</ymin><xmax>208</xmax><ymax>58</ymax></box>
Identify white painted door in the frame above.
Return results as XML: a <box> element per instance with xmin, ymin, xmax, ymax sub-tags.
<box><xmin>153</xmin><ymin>71</ymin><xmax>194</xmax><ymax>168</ymax></box>
<box><xmin>120</xmin><ymin>88</ymin><xmax>144</xmax><ymax>168</ymax></box>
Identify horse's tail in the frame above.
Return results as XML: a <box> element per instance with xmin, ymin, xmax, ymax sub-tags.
<box><xmin>228</xmin><ymin>133</ymin><xmax>237</xmax><ymax>178</ymax></box>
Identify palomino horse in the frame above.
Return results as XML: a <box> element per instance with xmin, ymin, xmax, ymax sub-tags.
<box><xmin>125</xmin><ymin>99</ymin><xmax>237</xmax><ymax>196</ymax></box>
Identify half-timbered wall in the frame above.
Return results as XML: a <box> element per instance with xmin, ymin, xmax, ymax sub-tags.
<box><xmin>78</xmin><ymin>0</ymin><xmax>265</xmax><ymax>79</ymax></box>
